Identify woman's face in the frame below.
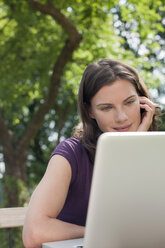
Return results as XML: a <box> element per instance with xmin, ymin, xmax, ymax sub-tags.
<box><xmin>89</xmin><ymin>79</ymin><xmax>141</xmax><ymax>132</ymax></box>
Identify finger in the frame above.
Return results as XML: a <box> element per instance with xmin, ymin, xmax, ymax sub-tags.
<box><xmin>139</xmin><ymin>97</ymin><xmax>158</xmax><ymax>108</ymax></box>
<box><xmin>139</xmin><ymin>104</ymin><xmax>154</xmax><ymax>130</ymax></box>
<box><xmin>140</xmin><ymin>104</ymin><xmax>155</xmax><ymax>123</ymax></box>
<box><xmin>140</xmin><ymin>104</ymin><xmax>156</xmax><ymax>119</ymax></box>
<box><xmin>140</xmin><ymin>104</ymin><xmax>152</xmax><ymax>112</ymax></box>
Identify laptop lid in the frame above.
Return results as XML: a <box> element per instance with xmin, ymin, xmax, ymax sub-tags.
<box><xmin>84</xmin><ymin>132</ymin><xmax>165</xmax><ymax>248</ymax></box>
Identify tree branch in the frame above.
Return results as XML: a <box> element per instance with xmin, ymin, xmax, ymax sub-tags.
<box><xmin>26</xmin><ymin>0</ymin><xmax>81</xmax><ymax>42</ymax></box>
<box><xmin>17</xmin><ymin>2</ymin><xmax>82</xmax><ymax>152</ymax></box>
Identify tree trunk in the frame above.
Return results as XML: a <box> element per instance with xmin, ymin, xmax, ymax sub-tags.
<box><xmin>3</xmin><ymin>146</ymin><xmax>27</xmax><ymax>207</ymax></box>
<box><xmin>0</xmin><ymin>1</ymin><xmax>82</xmax><ymax>208</ymax></box>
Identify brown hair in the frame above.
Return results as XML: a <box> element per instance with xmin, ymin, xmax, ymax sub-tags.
<box><xmin>73</xmin><ymin>59</ymin><xmax>161</xmax><ymax>162</ymax></box>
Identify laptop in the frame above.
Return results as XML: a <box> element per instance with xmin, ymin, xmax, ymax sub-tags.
<box><xmin>84</xmin><ymin>132</ymin><xmax>165</xmax><ymax>248</ymax></box>
<box><xmin>43</xmin><ymin>132</ymin><xmax>165</xmax><ymax>248</ymax></box>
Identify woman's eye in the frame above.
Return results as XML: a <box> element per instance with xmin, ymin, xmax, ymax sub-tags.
<box><xmin>126</xmin><ymin>100</ymin><xmax>135</xmax><ymax>105</ymax></box>
<box><xmin>101</xmin><ymin>106</ymin><xmax>112</xmax><ymax>111</ymax></box>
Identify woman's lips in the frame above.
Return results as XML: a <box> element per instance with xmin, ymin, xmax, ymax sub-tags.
<box><xmin>114</xmin><ymin>124</ymin><xmax>132</xmax><ymax>132</ymax></box>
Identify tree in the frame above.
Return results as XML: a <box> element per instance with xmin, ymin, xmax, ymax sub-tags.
<box><xmin>111</xmin><ymin>0</ymin><xmax>165</xmax><ymax>87</ymax></box>
<box><xmin>0</xmin><ymin>0</ymin><xmax>82</xmax><ymax>206</ymax></box>
<box><xmin>0</xmin><ymin>0</ymin><xmax>164</xmax><ymax>207</ymax></box>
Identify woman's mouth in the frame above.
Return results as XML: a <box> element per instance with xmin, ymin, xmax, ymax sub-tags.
<box><xmin>114</xmin><ymin>124</ymin><xmax>132</xmax><ymax>132</ymax></box>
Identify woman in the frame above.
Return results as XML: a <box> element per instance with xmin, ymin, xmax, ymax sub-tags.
<box><xmin>22</xmin><ymin>59</ymin><xmax>160</xmax><ymax>248</ymax></box>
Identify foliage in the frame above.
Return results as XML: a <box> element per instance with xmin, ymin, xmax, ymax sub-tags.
<box><xmin>112</xmin><ymin>0</ymin><xmax>165</xmax><ymax>89</ymax></box>
<box><xmin>3</xmin><ymin>175</ymin><xmax>28</xmax><ymax>207</ymax></box>
<box><xmin>0</xmin><ymin>0</ymin><xmax>164</xmax><ymax>245</ymax></box>
<box><xmin>0</xmin><ymin>227</ymin><xmax>23</xmax><ymax>248</ymax></box>
<box><xmin>0</xmin><ymin>0</ymin><xmax>164</xmax><ymax>194</ymax></box>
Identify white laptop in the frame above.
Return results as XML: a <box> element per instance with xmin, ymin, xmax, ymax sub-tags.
<box><xmin>43</xmin><ymin>132</ymin><xmax>165</xmax><ymax>248</ymax></box>
<box><xmin>84</xmin><ymin>132</ymin><xmax>165</xmax><ymax>248</ymax></box>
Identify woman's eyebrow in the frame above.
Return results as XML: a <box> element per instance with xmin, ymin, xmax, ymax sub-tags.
<box><xmin>123</xmin><ymin>95</ymin><xmax>137</xmax><ymax>102</ymax></box>
<box><xmin>96</xmin><ymin>103</ymin><xmax>114</xmax><ymax>107</ymax></box>
<box><xmin>96</xmin><ymin>95</ymin><xmax>137</xmax><ymax>107</ymax></box>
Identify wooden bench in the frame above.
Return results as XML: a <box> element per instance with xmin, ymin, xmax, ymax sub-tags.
<box><xmin>0</xmin><ymin>207</ymin><xmax>28</xmax><ymax>247</ymax></box>
<box><xmin>0</xmin><ymin>207</ymin><xmax>27</xmax><ymax>228</ymax></box>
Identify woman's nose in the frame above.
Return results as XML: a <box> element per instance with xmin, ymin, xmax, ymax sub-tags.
<box><xmin>115</xmin><ymin>109</ymin><xmax>128</xmax><ymax>123</ymax></box>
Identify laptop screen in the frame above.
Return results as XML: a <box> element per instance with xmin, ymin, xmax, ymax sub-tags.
<box><xmin>84</xmin><ymin>132</ymin><xmax>165</xmax><ymax>248</ymax></box>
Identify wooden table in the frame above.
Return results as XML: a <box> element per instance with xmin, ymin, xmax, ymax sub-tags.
<box><xmin>42</xmin><ymin>238</ymin><xmax>84</xmax><ymax>248</ymax></box>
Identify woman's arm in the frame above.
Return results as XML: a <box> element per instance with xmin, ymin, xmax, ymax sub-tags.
<box><xmin>137</xmin><ymin>96</ymin><xmax>158</xmax><ymax>131</ymax></box>
<box><xmin>22</xmin><ymin>155</ymin><xmax>85</xmax><ymax>248</ymax></box>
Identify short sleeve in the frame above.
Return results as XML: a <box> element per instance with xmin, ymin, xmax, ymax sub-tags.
<box><xmin>50</xmin><ymin>138</ymin><xmax>81</xmax><ymax>184</ymax></box>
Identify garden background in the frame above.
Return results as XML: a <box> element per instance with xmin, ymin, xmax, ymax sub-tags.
<box><xmin>0</xmin><ymin>0</ymin><xmax>165</xmax><ymax>247</ymax></box>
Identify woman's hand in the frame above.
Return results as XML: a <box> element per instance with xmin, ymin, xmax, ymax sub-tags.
<box><xmin>137</xmin><ymin>96</ymin><xmax>158</xmax><ymax>131</ymax></box>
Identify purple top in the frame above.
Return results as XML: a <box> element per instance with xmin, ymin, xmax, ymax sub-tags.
<box><xmin>51</xmin><ymin>138</ymin><xmax>93</xmax><ymax>226</ymax></box>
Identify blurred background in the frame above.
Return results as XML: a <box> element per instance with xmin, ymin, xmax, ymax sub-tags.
<box><xmin>0</xmin><ymin>0</ymin><xmax>164</xmax><ymax>246</ymax></box>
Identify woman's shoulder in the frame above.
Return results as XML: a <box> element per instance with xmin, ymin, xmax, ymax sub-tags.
<box><xmin>53</xmin><ymin>137</ymin><xmax>83</xmax><ymax>152</ymax></box>
<box><xmin>51</xmin><ymin>138</ymin><xmax>91</xmax><ymax>184</ymax></box>
<box><xmin>51</xmin><ymin>137</ymin><xmax>86</xmax><ymax>162</ymax></box>
<box><xmin>62</xmin><ymin>137</ymin><xmax>82</xmax><ymax>146</ymax></box>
